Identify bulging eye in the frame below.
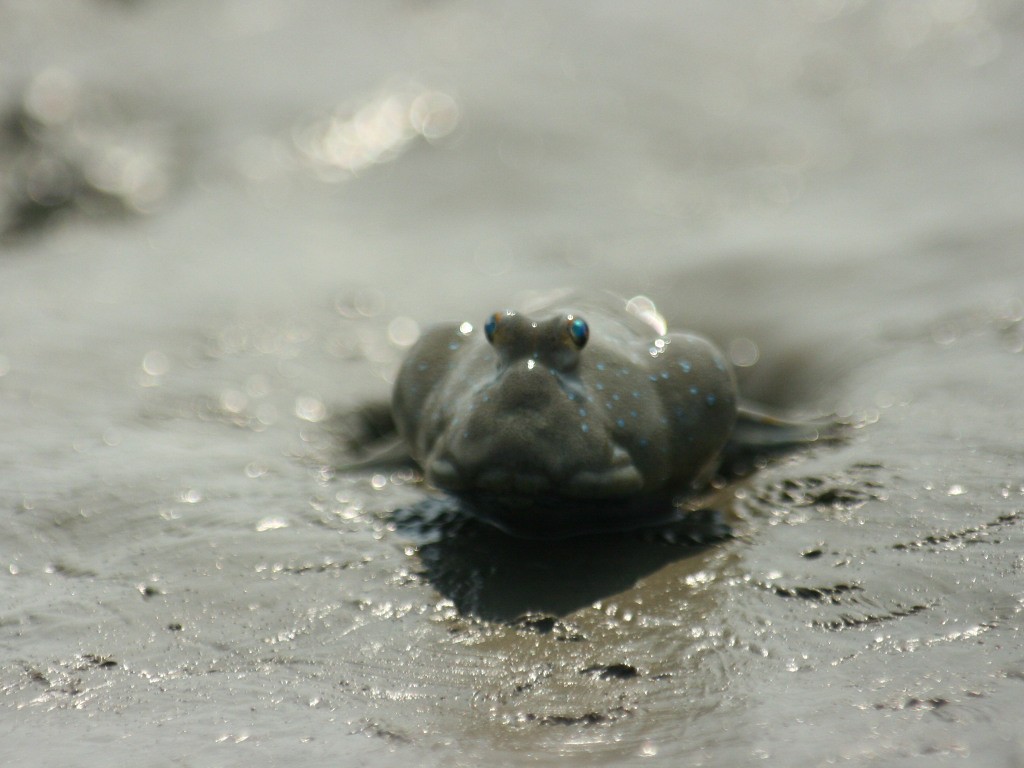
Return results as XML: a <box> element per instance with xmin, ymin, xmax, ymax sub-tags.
<box><xmin>567</xmin><ymin>316</ymin><xmax>589</xmax><ymax>348</ymax></box>
<box><xmin>484</xmin><ymin>311</ymin><xmax>511</xmax><ymax>344</ymax></box>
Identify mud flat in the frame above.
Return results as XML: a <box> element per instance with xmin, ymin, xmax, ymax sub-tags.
<box><xmin>2</xmin><ymin>2</ymin><xmax>1023</xmax><ymax>765</ymax></box>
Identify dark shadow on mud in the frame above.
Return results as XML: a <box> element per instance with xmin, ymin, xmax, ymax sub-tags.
<box><xmin>390</xmin><ymin>496</ymin><xmax>731</xmax><ymax>622</ymax></box>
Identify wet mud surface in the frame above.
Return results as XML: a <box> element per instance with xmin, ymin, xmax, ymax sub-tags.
<box><xmin>2</xmin><ymin>2</ymin><xmax>1024</xmax><ymax>766</ymax></box>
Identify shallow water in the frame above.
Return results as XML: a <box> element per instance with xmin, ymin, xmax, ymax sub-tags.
<box><xmin>2</xmin><ymin>2</ymin><xmax>1024</xmax><ymax>766</ymax></box>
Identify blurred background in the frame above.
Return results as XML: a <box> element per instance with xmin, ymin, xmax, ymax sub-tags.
<box><xmin>3</xmin><ymin>1</ymin><xmax>1020</xmax><ymax>319</ymax></box>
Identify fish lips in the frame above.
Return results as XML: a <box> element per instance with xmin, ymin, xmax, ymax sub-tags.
<box><xmin>425</xmin><ymin>443</ymin><xmax>644</xmax><ymax>500</ymax></box>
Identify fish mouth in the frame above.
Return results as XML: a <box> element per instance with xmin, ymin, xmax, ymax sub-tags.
<box><xmin>426</xmin><ymin>445</ymin><xmax>644</xmax><ymax>499</ymax></box>
<box><xmin>563</xmin><ymin>462</ymin><xmax>644</xmax><ymax>497</ymax></box>
<box><xmin>475</xmin><ymin>467</ymin><xmax>552</xmax><ymax>495</ymax></box>
<box><xmin>426</xmin><ymin>457</ymin><xmax>550</xmax><ymax>495</ymax></box>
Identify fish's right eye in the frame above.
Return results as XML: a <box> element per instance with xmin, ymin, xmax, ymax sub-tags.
<box><xmin>484</xmin><ymin>311</ymin><xmax>513</xmax><ymax>344</ymax></box>
<box><xmin>484</xmin><ymin>312</ymin><xmax>500</xmax><ymax>343</ymax></box>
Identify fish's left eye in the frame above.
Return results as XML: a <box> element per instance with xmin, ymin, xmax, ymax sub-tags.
<box><xmin>567</xmin><ymin>316</ymin><xmax>589</xmax><ymax>348</ymax></box>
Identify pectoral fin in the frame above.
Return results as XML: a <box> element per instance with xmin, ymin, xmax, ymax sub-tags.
<box><xmin>719</xmin><ymin>403</ymin><xmax>843</xmax><ymax>475</ymax></box>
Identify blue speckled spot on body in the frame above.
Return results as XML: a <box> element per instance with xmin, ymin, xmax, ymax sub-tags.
<box><xmin>690</xmin><ymin>386</ymin><xmax>699</xmax><ymax>396</ymax></box>
<box><xmin>616</xmin><ymin>418</ymin><xmax>626</xmax><ymax>428</ymax></box>
<box><xmin>596</xmin><ymin>362</ymin><xmax>606</xmax><ymax>371</ymax></box>
<box><xmin>679</xmin><ymin>360</ymin><xmax>692</xmax><ymax>373</ymax></box>
<box><xmin>581</xmin><ymin>423</ymin><xmax>590</xmax><ymax>433</ymax></box>
<box><xmin>706</xmin><ymin>394</ymin><xmax>717</xmax><ymax>406</ymax></box>
<box><xmin>448</xmin><ymin>342</ymin><xmax>461</xmax><ymax>351</ymax></box>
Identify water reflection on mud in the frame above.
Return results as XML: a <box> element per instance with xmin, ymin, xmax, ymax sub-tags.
<box><xmin>294</xmin><ymin>85</ymin><xmax>460</xmax><ymax>182</ymax></box>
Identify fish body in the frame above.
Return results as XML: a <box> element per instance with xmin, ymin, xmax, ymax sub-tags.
<box><xmin>391</xmin><ymin>294</ymin><xmax>747</xmax><ymax>533</ymax></box>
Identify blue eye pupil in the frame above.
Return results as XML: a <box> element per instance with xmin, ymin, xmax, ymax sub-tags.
<box><xmin>569</xmin><ymin>317</ymin><xmax>589</xmax><ymax>348</ymax></box>
<box><xmin>484</xmin><ymin>315</ymin><xmax>498</xmax><ymax>343</ymax></box>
